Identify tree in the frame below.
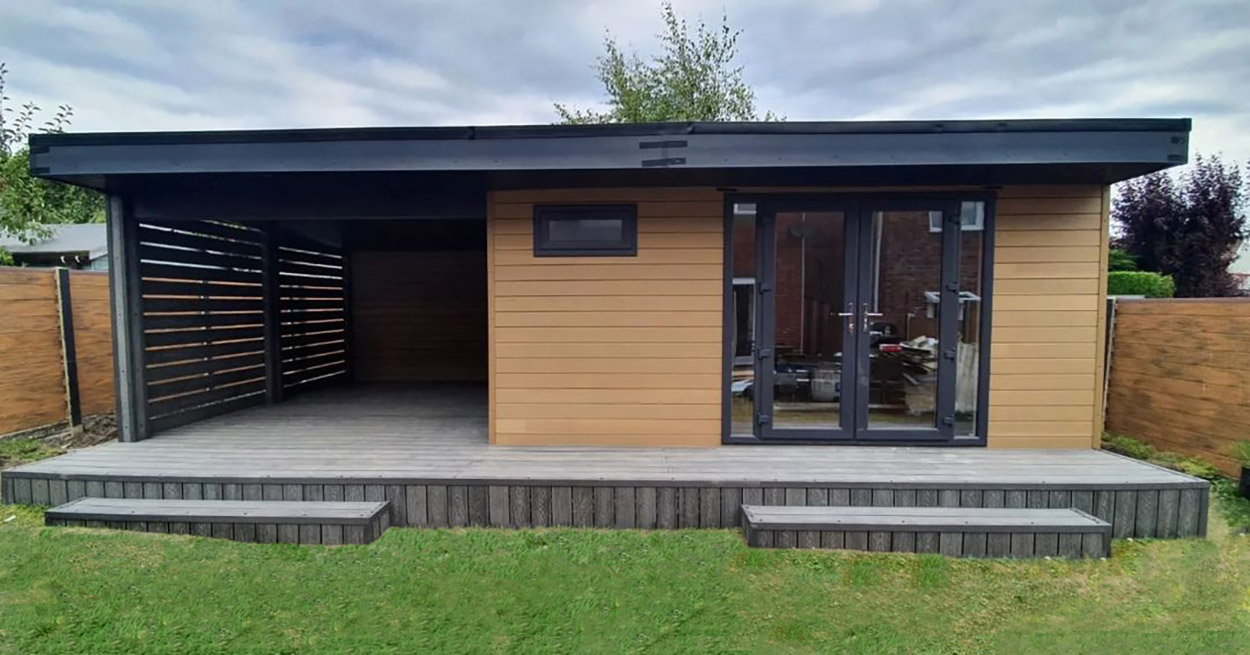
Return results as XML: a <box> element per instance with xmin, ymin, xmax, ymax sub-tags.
<box><xmin>555</xmin><ymin>3</ymin><xmax>775</xmax><ymax>124</ymax></box>
<box><xmin>1107</xmin><ymin>247</ymin><xmax>1137</xmax><ymax>272</ymax></box>
<box><xmin>0</xmin><ymin>62</ymin><xmax>104</xmax><ymax>257</ymax></box>
<box><xmin>1113</xmin><ymin>154</ymin><xmax>1246</xmax><ymax>297</ymax></box>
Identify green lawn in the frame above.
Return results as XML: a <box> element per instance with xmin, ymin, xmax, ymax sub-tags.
<box><xmin>1</xmin><ymin>493</ymin><xmax>1248</xmax><ymax>655</ymax></box>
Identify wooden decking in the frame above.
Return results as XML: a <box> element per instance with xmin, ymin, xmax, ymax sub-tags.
<box><xmin>46</xmin><ymin>498</ymin><xmax>391</xmax><ymax>544</ymax></box>
<box><xmin>741</xmin><ymin>506</ymin><xmax>1112</xmax><ymax>558</ymax></box>
<box><xmin>2</xmin><ymin>385</ymin><xmax>1209</xmax><ymax>539</ymax></box>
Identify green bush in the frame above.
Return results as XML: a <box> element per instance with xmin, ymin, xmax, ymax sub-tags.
<box><xmin>1107</xmin><ymin>270</ymin><xmax>1175</xmax><ymax>297</ymax></box>
<box><xmin>1102</xmin><ymin>433</ymin><xmax>1157</xmax><ymax>460</ymax></box>
<box><xmin>1102</xmin><ymin>432</ymin><xmax>1224</xmax><ymax>481</ymax></box>
<box><xmin>1108</xmin><ymin>247</ymin><xmax>1137</xmax><ymax>272</ymax></box>
<box><xmin>1231</xmin><ymin>441</ymin><xmax>1250</xmax><ymax>467</ymax></box>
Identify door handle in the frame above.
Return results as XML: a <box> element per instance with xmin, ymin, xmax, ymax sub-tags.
<box><xmin>836</xmin><ymin>312</ymin><xmax>855</xmax><ymax>334</ymax></box>
<box><xmin>863</xmin><ymin>312</ymin><xmax>883</xmax><ymax>331</ymax></box>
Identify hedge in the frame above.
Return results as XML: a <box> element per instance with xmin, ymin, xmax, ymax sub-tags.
<box><xmin>1107</xmin><ymin>270</ymin><xmax>1175</xmax><ymax>298</ymax></box>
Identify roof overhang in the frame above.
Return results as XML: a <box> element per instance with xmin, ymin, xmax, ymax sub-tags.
<box><xmin>30</xmin><ymin>118</ymin><xmax>1191</xmax><ymax>194</ymax></box>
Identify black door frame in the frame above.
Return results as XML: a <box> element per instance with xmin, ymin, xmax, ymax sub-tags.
<box><xmin>753</xmin><ymin>198</ymin><xmax>859</xmax><ymax>441</ymax></box>
<box><xmin>721</xmin><ymin>191</ymin><xmax>996</xmax><ymax>446</ymax></box>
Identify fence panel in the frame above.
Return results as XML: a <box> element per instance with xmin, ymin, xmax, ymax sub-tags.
<box><xmin>69</xmin><ymin>271</ymin><xmax>115</xmax><ymax>417</ymax></box>
<box><xmin>0</xmin><ymin>268</ymin><xmax>73</xmax><ymax>433</ymax></box>
<box><xmin>1105</xmin><ymin>298</ymin><xmax>1250</xmax><ymax>475</ymax></box>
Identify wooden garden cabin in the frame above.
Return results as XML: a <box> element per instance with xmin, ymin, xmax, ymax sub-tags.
<box><xmin>3</xmin><ymin>119</ymin><xmax>1210</xmax><ymax>548</ymax></box>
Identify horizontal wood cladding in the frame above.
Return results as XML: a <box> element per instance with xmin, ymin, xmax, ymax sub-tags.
<box><xmin>0</xmin><ymin>268</ymin><xmax>68</xmax><ymax>433</ymax></box>
<box><xmin>489</xmin><ymin>188</ymin><xmax>723</xmax><ymax>446</ymax></box>
<box><xmin>352</xmin><ymin>251</ymin><xmax>486</xmax><ymax>383</ymax></box>
<box><xmin>1105</xmin><ymin>299</ymin><xmax>1250</xmax><ymax>475</ymax></box>
<box><xmin>988</xmin><ymin>186</ymin><xmax>1109</xmax><ymax>449</ymax></box>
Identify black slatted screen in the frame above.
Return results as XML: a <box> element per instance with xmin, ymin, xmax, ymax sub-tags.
<box><xmin>139</xmin><ymin>221</ymin><xmax>269</xmax><ymax>433</ymax></box>
<box><xmin>278</xmin><ymin>235</ymin><xmax>350</xmax><ymax>393</ymax></box>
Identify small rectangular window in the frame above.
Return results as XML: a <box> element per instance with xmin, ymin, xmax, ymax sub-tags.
<box><xmin>533</xmin><ymin>204</ymin><xmax>637</xmax><ymax>256</ymax></box>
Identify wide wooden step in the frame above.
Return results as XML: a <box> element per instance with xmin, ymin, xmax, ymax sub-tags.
<box><xmin>741</xmin><ymin>505</ymin><xmax>1111</xmax><ymax>558</ymax></box>
<box><xmin>46</xmin><ymin>498</ymin><xmax>391</xmax><ymax>545</ymax></box>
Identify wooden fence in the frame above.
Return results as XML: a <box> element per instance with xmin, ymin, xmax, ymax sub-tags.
<box><xmin>0</xmin><ymin>267</ymin><xmax>113</xmax><ymax>436</ymax></box>
<box><xmin>1105</xmin><ymin>298</ymin><xmax>1250</xmax><ymax>475</ymax></box>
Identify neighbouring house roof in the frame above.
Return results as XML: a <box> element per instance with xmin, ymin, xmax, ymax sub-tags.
<box><xmin>0</xmin><ymin>223</ymin><xmax>107</xmax><ymax>260</ymax></box>
<box><xmin>29</xmin><ymin>118</ymin><xmax>1191</xmax><ymax>193</ymax></box>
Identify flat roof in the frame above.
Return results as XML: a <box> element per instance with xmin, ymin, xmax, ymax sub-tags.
<box><xmin>29</xmin><ymin>117</ymin><xmax>1191</xmax><ymax>192</ymax></box>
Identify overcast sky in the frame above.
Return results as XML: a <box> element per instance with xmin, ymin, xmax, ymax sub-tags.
<box><xmin>0</xmin><ymin>0</ymin><xmax>1246</xmax><ymax>163</ymax></box>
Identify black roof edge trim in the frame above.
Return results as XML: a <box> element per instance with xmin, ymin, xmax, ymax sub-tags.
<box><xmin>28</xmin><ymin>118</ymin><xmax>1191</xmax><ymax>148</ymax></box>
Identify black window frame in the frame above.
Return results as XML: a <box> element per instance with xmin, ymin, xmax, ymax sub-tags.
<box><xmin>532</xmin><ymin>204</ymin><xmax>638</xmax><ymax>257</ymax></box>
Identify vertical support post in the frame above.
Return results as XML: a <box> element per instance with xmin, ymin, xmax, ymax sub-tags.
<box><xmin>340</xmin><ymin>247</ymin><xmax>354</xmax><ymax>383</ymax></box>
<box><xmin>106</xmin><ymin>195</ymin><xmax>148</xmax><ymax>442</ymax></box>
<box><xmin>261</xmin><ymin>224</ymin><xmax>284</xmax><ymax>404</ymax></box>
<box><xmin>1101</xmin><ymin>296</ymin><xmax>1117</xmax><ymax>434</ymax></box>
<box><xmin>934</xmin><ymin>202</ymin><xmax>962</xmax><ymax>439</ymax></box>
<box><xmin>54</xmin><ymin>267</ymin><xmax>83</xmax><ymax>433</ymax></box>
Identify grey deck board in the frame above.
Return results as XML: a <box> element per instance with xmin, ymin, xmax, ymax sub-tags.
<box><xmin>46</xmin><ymin>497</ymin><xmax>388</xmax><ymax>525</ymax></box>
<box><xmin>742</xmin><ymin>506</ymin><xmax>1111</xmax><ymax>533</ymax></box>
<box><xmin>4</xmin><ymin>385</ymin><xmax>1204</xmax><ymax>489</ymax></box>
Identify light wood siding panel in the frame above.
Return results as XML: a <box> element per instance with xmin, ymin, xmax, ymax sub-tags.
<box><xmin>351</xmin><ymin>251</ymin><xmax>487</xmax><ymax>382</ymax></box>
<box><xmin>68</xmin><ymin>271</ymin><xmax>116</xmax><ymax>416</ymax></box>
<box><xmin>488</xmin><ymin>188</ymin><xmax>723</xmax><ymax>446</ymax></box>
<box><xmin>1105</xmin><ymin>299</ymin><xmax>1250</xmax><ymax>475</ymax></box>
<box><xmin>0</xmin><ymin>268</ymin><xmax>68</xmax><ymax>433</ymax></box>
<box><xmin>989</xmin><ymin>186</ymin><xmax>1107</xmax><ymax>448</ymax></box>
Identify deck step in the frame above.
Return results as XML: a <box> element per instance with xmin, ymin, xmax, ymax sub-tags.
<box><xmin>741</xmin><ymin>505</ymin><xmax>1111</xmax><ymax>558</ymax></box>
<box><xmin>45</xmin><ymin>498</ymin><xmax>391</xmax><ymax>545</ymax></box>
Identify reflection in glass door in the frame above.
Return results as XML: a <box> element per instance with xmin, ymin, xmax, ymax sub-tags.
<box><xmin>853</xmin><ymin>201</ymin><xmax>961</xmax><ymax>441</ymax></box>
<box><xmin>860</xmin><ymin>210</ymin><xmax>943</xmax><ymax>431</ymax></box>
<box><xmin>755</xmin><ymin>207</ymin><xmax>857</xmax><ymax>440</ymax></box>
<box><xmin>744</xmin><ymin>196</ymin><xmax>984</xmax><ymax>444</ymax></box>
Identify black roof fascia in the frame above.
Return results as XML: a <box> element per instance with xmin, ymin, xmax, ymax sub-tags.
<box><xmin>29</xmin><ymin>118</ymin><xmax>1190</xmax><ymax>190</ymax></box>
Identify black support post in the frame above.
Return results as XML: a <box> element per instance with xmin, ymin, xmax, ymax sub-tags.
<box><xmin>261</xmin><ymin>224</ymin><xmax>284</xmax><ymax>404</ymax></box>
<box><xmin>341</xmin><ymin>248</ymin><xmax>354</xmax><ymax>383</ymax></box>
<box><xmin>106</xmin><ymin>195</ymin><xmax>149</xmax><ymax>442</ymax></box>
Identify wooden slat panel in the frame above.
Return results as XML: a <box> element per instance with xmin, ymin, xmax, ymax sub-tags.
<box><xmin>0</xmin><ymin>268</ymin><xmax>66</xmax><ymax>432</ymax></box>
<box><xmin>69</xmin><ymin>271</ymin><xmax>116</xmax><ymax>416</ymax></box>
<box><xmin>1106</xmin><ymin>300</ymin><xmax>1250</xmax><ymax>474</ymax></box>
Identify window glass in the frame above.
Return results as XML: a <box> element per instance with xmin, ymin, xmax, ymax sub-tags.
<box><xmin>730</xmin><ymin>208</ymin><xmax>756</xmax><ymax>436</ymax></box>
<box><xmin>533</xmin><ymin>205</ymin><xmax>636</xmax><ymax>256</ymax></box>
<box><xmin>546</xmin><ymin>218</ymin><xmax>623</xmax><ymax>243</ymax></box>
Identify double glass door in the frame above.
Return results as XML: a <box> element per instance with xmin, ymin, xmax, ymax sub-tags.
<box><xmin>745</xmin><ymin>197</ymin><xmax>975</xmax><ymax>443</ymax></box>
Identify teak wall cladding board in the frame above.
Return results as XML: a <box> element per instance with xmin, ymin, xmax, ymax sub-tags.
<box><xmin>488</xmin><ymin>188</ymin><xmax>725</xmax><ymax>447</ymax></box>
<box><xmin>1106</xmin><ymin>298</ymin><xmax>1250</xmax><ymax>476</ymax></box>
<box><xmin>988</xmin><ymin>185</ymin><xmax>1107</xmax><ymax>449</ymax></box>
<box><xmin>351</xmin><ymin>250</ymin><xmax>487</xmax><ymax>383</ymax></box>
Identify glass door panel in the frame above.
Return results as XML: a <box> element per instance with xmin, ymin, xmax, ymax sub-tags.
<box><xmin>747</xmin><ymin>196</ymin><xmax>977</xmax><ymax>443</ymax></box>
<box><xmin>756</xmin><ymin>206</ymin><xmax>857</xmax><ymax>440</ymax></box>
<box><xmin>854</xmin><ymin>202</ymin><xmax>960</xmax><ymax>441</ymax></box>
<box><xmin>862</xmin><ymin>210</ymin><xmax>940</xmax><ymax>429</ymax></box>
<box><xmin>771</xmin><ymin>211</ymin><xmax>849</xmax><ymax>431</ymax></box>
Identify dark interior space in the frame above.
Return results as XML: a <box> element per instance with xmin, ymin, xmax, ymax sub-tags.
<box><xmin>345</xmin><ymin>219</ymin><xmax>488</xmax><ymax>384</ymax></box>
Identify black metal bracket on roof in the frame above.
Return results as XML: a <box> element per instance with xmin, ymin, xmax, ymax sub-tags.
<box><xmin>639</xmin><ymin>139</ymin><xmax>687</xmax><ymax>167</ymax></box>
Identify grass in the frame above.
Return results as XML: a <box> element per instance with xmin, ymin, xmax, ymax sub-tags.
<box><xmin>0</xmin><ymin>439</ymin><xmax>60</xmax><ymax>468</ymax></box>
<box><xmin>1</xmin><ymin>500</ymin><xmax>1248</xmax><ymax>654</ymax></box>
